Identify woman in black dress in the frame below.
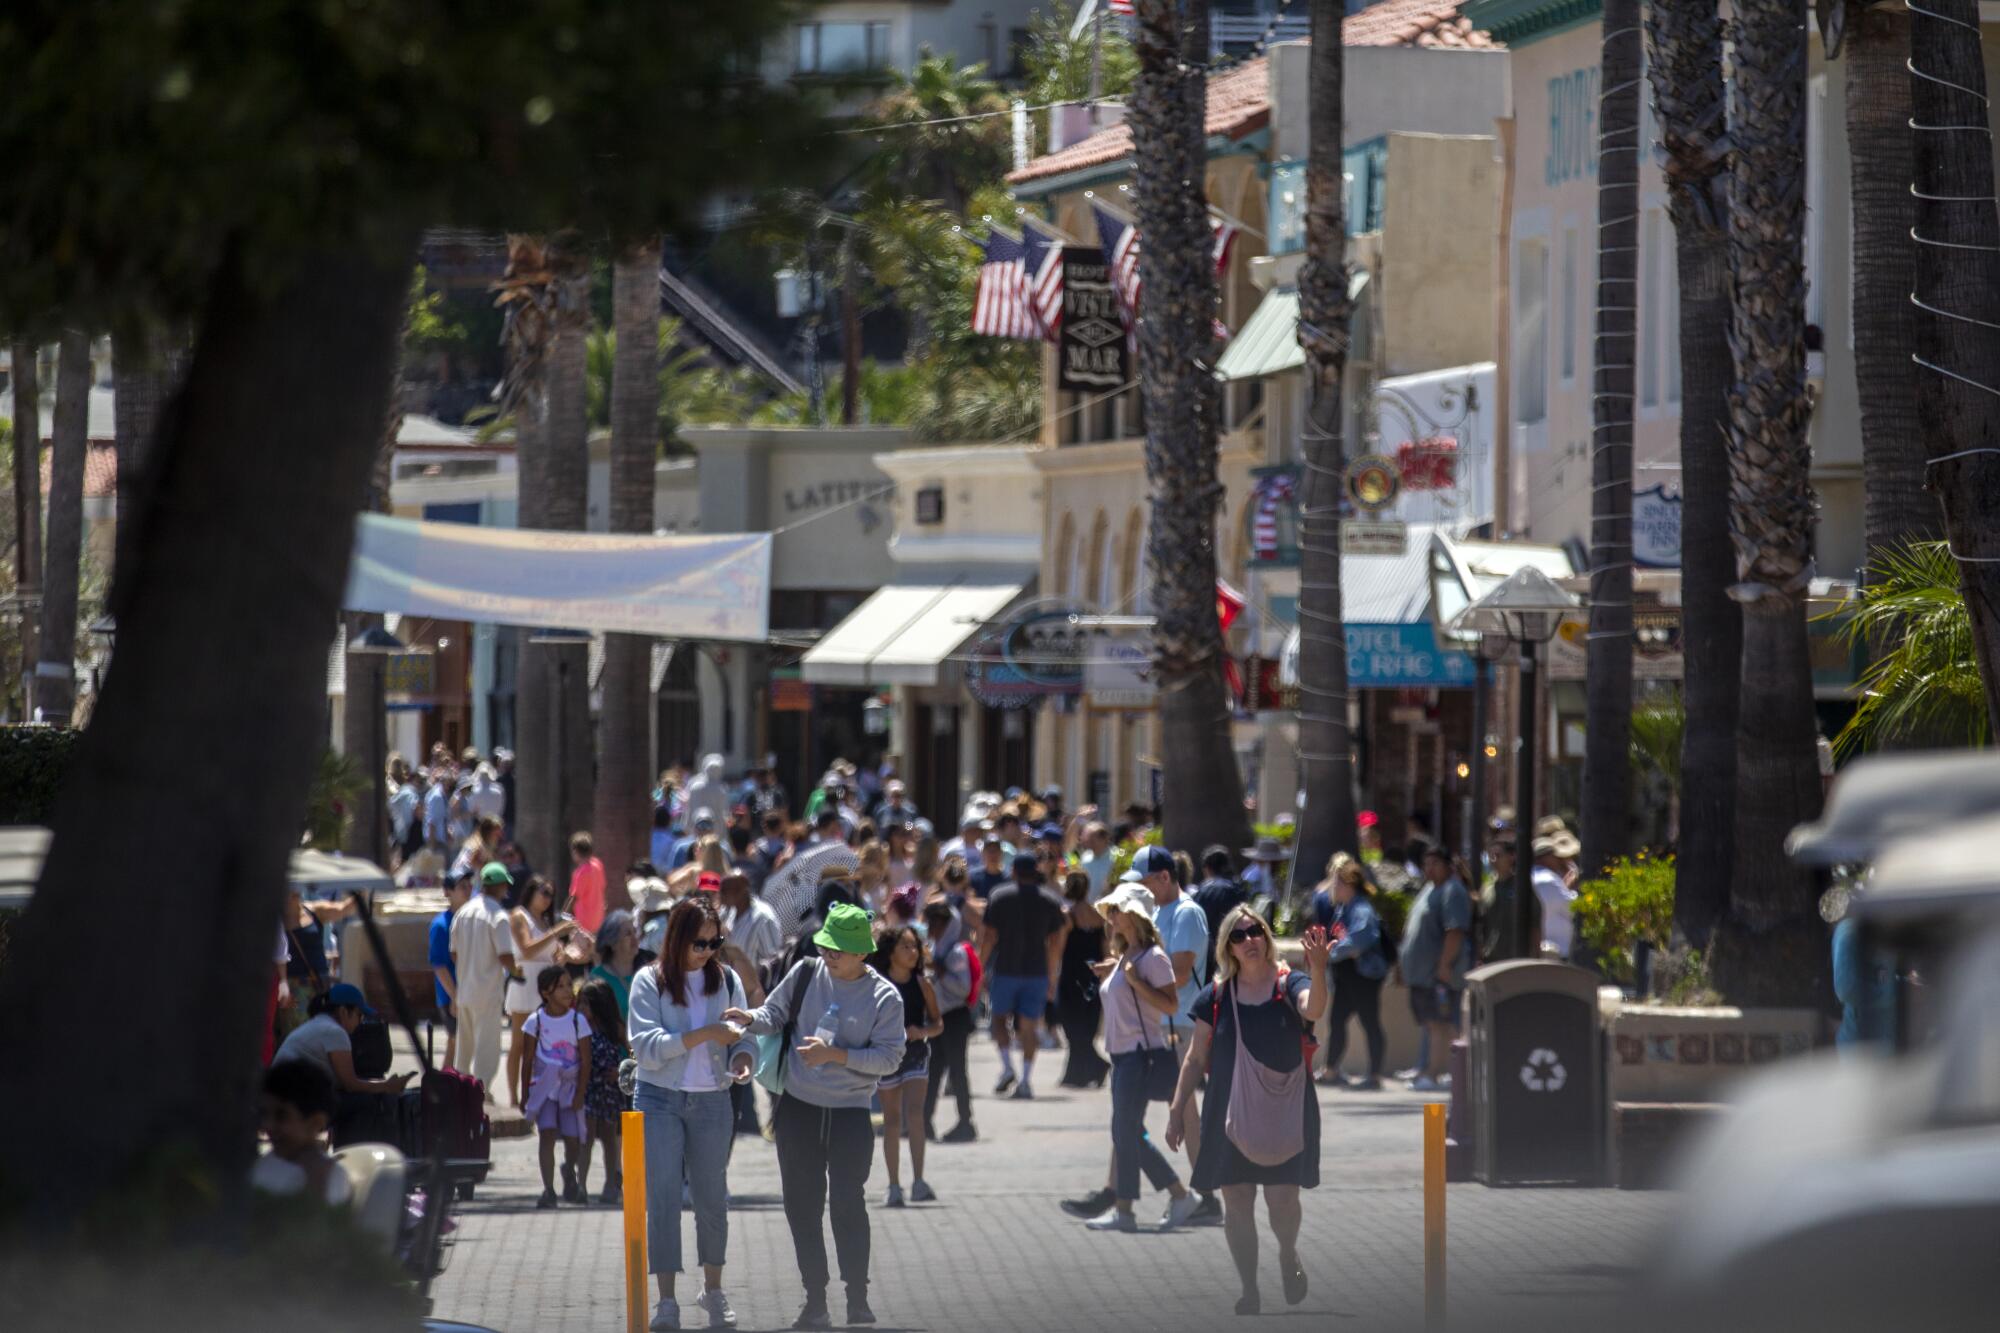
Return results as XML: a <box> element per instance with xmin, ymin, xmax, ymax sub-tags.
<box><xmin>1167</xmin><ymin>906</ymin><xmax>1331</xmax><ymax>1314</ymax></box>
<box><xmin>1056</xmin><ymin>870</ymin><xmax>1110</xmax><ymax>1087</ymax></box>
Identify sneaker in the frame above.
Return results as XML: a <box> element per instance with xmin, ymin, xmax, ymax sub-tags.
<box><xmin>1188</xmin><ymin>1195</ymin><xmax>1225</xmax><ymax>1227</ymax></box>
<box><xmin>1315</xmin><ymin>1070</ymin><xmax>1349</xmax><ymax>1088</ymax></box>
<box><xmin>1012</xmin><ymin>1082</ymin><xmax>1035</xmax><ymax>1101</ymax></box>
<box><xmin>1085</xmin><ymin>1207</ymin><xmax>1137</xmax><ymax>1232</ymax></box>
<box><xmin>845</xmin><ymin>1287</ymin><xmax>877</xmax><ymax>1326</ymax></box>
<box><xmin>883</xmin><ymin>1183</ymin><xmax>905</xmax><ymax>1208</ymax></box>
<box><xmin>994</xmin><ymin>1071</ymin><xmax>1017</xmax><ymax>1095</ymax></box>
<box><xmin>650</xmin><ymin>1298</ymin><xmax>680</xmax><ymax>1331</ymax></box>
<box><xmin>910</xmin><ymin>1179</ymin><xmax>936</xmax><ymax>1203</ymax></box>
<box><xmin>1351</xmin><ymin>1076</ymin><xmax>1383</xmax><ymax>1092</ymax></box>
<box><xmin>1061</xmin><ymin>1187</ymin><xmax>1116</xmax><ymax>1219</ymax></box>
<box><xmin>941</xmin><ymin>1122</ymin><xmax>977</xmax><ymax>1144</ymax></box>
<box><xmin>561</xmin><ymin>1164</ymin><xmax>583</xmax><ymax>1203</ymax></box>
<box><xmin>791</xmin><ymin>1295</ymin><xmax>832</xmax><ymax>1330</ymax></box>
<box><xmin>601</xmin><ymin>1183</ymin><xmax>623</xmax><ymax>1205</ymax></box>
<box><xmin>1392</xmin><ymin>1066</ymin><xmax>1421</xmax><ymax>1082</ymax></box>
<box><xmin>1159</xmin><ymin>1193</ymin><xmax>1199</xmax><ymax>1230</ymax></box>
<box><xmin>537</xmin><ymin>1188</ymin><xmax>558</xmax><ymax>1210</ymax></box>
<box><xmin>697</xmin><ymin>1289</ymin><xmax>737</xmax><ymax>1328</ymax></box>
<box><xmin>1408</xmin><ymin>1075</ymin><xmax>1445</xmax><ymax>1093</ymax></box>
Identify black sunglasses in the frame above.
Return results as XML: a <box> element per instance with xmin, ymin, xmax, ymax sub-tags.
<box><xmin>1228</xmin><ymin>924</ymin><xmax>1267</xmax><ymax>944</ymax></box>
<box><xmin>690</xmin><ymin>936</ymin><xmax>723</xmax><ymax>953</ymax></box>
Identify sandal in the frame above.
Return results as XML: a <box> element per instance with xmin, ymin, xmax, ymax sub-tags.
<box><xmin>1282</xmin><ymin>1259</ymin><xmax>1308</xmax><ymax>1306</ymax></box>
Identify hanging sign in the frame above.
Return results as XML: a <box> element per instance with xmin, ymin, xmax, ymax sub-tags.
<box><xmin>1058</xmin><ymin>247</ymin><xmax>1129</xmax><ymax>392</ymax></box>
<box><xmin>1346</xmin><ymin>454</ymin><xmax>1402</xmax><ymax>513</ymax></box>
<box><xmin>967</xmin><ymin>602</ymin><xmax>1089</xmax><ymax>707</ymax></box>
<box><xmin>1343</xmin><ymin>519</ymin><xmax>1408</xmax><ymax>556</ymax></box>
<box><xmin>1633</xmin><ymin>484</ymin><xmax>1683</xmax><ymax>568</ymax></box>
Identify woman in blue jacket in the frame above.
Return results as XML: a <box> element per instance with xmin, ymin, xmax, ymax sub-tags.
<box><xmin>1316</xmin><ymin>854</ymin><xmax>1389</xmax><ymax>1089</ymax></box>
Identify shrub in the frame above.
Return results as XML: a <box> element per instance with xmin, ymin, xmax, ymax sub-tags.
<box><xmin>0</xmin><ymin>725</ymin><xmax>80</xmax><ymax>825</ymax></box>
<box><xmin>1571</xmin><ymin>852</ymin><xmax>1676</xmax><ymax>986</ymax></box>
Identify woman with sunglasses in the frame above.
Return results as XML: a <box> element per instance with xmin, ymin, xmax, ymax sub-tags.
<box><xmin>1166</xmin><ymin>907</ymin><xmax>1331</xmax><ymax>1315</ymax></box>
<box><xmin>629</xmin><ymin>896</ymin><xmax>757</xmax><ymax>1331</ymax></box>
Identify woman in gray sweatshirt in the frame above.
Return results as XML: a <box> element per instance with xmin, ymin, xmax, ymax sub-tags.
<box><xmin>724</xmin><ymin>902</ymin><xmax>903</xmax><ymax>1330</ymax></box>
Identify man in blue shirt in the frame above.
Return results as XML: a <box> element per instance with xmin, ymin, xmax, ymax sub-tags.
<box><xmin>1138</xmin><ymin>844</ymin><xmax>1220</xmax><ymax>1225</ymax></box>
<box><xmin>1398</xmin><ymin>845</ymin><xmax>1473</xmax><ymax>1092</ymax></box>
<box><xmin>427</xmin><ymin>874</ymin><xmax>473</xmax><ymax>1070</ymax></box>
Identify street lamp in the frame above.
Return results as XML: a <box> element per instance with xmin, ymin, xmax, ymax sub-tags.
<box><xmin>1450</xmin><ymin>566</ymin><xmax>1579</xmax><ymax>960</ymax></box>
<box><xmin>530</xmin><ymin>627</ymin><xmax>592</xmax><ymax>882</ymax></box>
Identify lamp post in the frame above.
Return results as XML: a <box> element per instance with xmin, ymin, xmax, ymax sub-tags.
<box><xmin>530</xmin><ymin>626</ymin><xmax>592</xmax><ymax>882</ymax></box>
<box><xmin>1450</xmin><ymin>567</ymin><xmax>1579</xmax><ymax>959</ymax></box>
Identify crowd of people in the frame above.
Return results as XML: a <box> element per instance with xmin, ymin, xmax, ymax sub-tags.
<box><xmin>267</xmin><ymin>743</ymin><xmax>1590</xmax><ymax>1328</ymax></box>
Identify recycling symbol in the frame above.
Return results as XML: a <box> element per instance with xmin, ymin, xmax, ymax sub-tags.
<box><xmin>1519</xmin><ymin>1047</ymin><xmax>1567</xmax><ymax>1093</ymax></box>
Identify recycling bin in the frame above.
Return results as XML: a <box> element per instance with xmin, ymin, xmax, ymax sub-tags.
<box><xmin>1465</xmin><ymin>960</ymin><xmax>1602</xmax><ymax>1185</ymax></box>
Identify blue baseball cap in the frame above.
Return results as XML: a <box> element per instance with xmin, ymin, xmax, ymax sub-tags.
<box><xmin>1131</xmin><ymin>845</ymin><xmax>1176</xmax><ymax>878</ymax></box>
<box><xmin>1035</xmin><ymin>823</ymin><xmax>1065</xmax><ymax>842</ymax></box>
<box><xmin>324</xmin><ymin>982</ymin><xmax>377</xmax><ymax>1018</ymax></box>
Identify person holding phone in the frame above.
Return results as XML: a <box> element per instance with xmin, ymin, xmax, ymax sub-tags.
<box><xmin>629</xmin><ymin>897</ymin><xmax>756</xmax><ymax>1331</ymax></box>
<box><xmin>505</xmin><ymin>875</ymin><xmax>579</xmax><ymax>1108</ymax></box>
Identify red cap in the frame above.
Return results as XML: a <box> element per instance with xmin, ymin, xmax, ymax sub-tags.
<box><xmin>697</xmin><ymin>872</ymin><xmax>722</xmax><ymax>893</ymax></box>
<box><xmin>1357</xmin><ymin>810</ymin><xmax>1380</xmax><ymax>829</ymax></box>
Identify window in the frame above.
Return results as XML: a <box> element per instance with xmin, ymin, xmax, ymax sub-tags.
<box><xmin>794</xmin><ymin>21</ymin><xmax>891</xmax><ymax>74</ymax></box>
<box><xmin>1515</xmin><ymin>237</ymin><xmax>1549</xmax><ymax>424</ymax></box>
<box><xmin>980</xmin><ymin>22</ymin><xmax>997</xmax><ymax>75</ymax></box>
<box><xmin>1641</xmin><ymin>209</ymin><xmax>1661</xmax><ymax>409</ymax></box>
<box><xmin>1343</xmin><ymin>139</ymin><xmax>1388</xmax><ymax>235</ymax></box>
<box><xmin>1560</xmin><ymin>226</ymin><xmax>1577</xmax><ymax>382</ymax></box>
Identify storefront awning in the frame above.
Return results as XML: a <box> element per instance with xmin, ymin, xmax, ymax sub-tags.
<box><xmin>802</xmin><ymin>578</ymin><xmax>1029</xmax><ymax>687</ymax></box>
<box><xmin>1214</xmin><ymin>271</ymin><xmax>1370</xmax><ymax>383</ymax></box>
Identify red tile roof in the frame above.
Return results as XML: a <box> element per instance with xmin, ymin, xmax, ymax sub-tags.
<box><xmin>1009</xmin><ymin>3</ymin><xmax>1497</xmax><ymax>186</ymax></box>
<box><xmin>38</xmin><ymin>441</ymin><xmax>118</xmax><ymax>500</ymax></box>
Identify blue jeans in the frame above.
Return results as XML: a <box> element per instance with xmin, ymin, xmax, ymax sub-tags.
<box><xmin>1109</xmin><ymin>1050</ymin><xmax>1180</xmax><ymax>1203</ymax></box>
<box><xmin>635</xmin><ymin>1082</ymin><xmax>734</xmax><ymax>1275</ymax></box>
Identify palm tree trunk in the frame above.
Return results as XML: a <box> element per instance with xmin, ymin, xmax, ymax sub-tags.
<box><xmin>1846</xmin><ymin>4</ymin><xmax>1942</xmax><ymax>567</ymax></box>
<box><xmin>594</xmin><ymin>243</ymin><xmax>661</xmax><ymax>902</ymax></box>
<box><xmin>10</xmin><ymin>342</ymin><xmax>43</xmax><ymax>719</ymax></box>
<box><xmin>1647</xmin><ymin>0</ymin><xmax>1737</xmax><ymax>945</ymax></box>
<box><xmin>516</xmin><ymin>243</ymin><xmax>597</xmax><ymax>880</ymax></box>
<box><xmin>110</xmin><ymin>326</ymin><xmax>190</xmax><ymax>597</ymax></box>
<box><xmin>1292</xmin><ymin>0</ymin><xmax>1360</xmax><ymax>885</ymax></box>
<box><xmin>1582</xmin><ymin>0</ymin><xmax>1641</xmax><ymax>877</ymax></box>
<box><xmin>0</xmin><ymin>239</ymin><xmax>413</xmax><ymax>1223</ymax></box>
<box><xmin>1129</xmin><ymin>0</ymin><xmax>1252</xmax><ymax>857</ymax></box>
<box><xmin>1709</xmin><ymin>0</ymin><xmax>1826</xmax><ymax>1008</ymax></box>
<box><xmin>1908</xmin><ymin>0</ymin><xmax>2000</xmax><ymax>737</ymax></box>
<box><xmin>40</xmin><ymin>330</ymin><xmax>92</xmax><ymax>726</ymax></box>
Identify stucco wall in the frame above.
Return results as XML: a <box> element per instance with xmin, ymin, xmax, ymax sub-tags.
<box><xmin>1379</xmin><ymin>133</ymin><xmax>1501</xmax><ymax>379</ymax></box>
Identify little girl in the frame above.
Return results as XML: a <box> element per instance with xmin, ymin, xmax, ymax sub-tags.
<box><xmin>576</xmin><ymin>977</ymin><xmax>629</xmax><ymax>1204</ymax></box>
<box><xmin>520</xmin><ymin>967</ymin><xmax>593</xmax><ymax>1209</ymax></box>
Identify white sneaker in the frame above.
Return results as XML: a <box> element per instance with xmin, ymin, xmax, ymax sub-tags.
<box><xmin>1085</xmin><ymin>1207</ymin><xmax>1137</xmax><ymax>1232</ymax></box>
<box><xmin>1408</xmin><ymin>1075</ymin><xmax>1445</xmax><ymax>1093</ymax></box>
<box><xmin>650</xmin><ymin>1298</ymin><xmax>680</xmax><ymax>1331</ymax></box>
<box><xmin>1159</xmin><ymin>1193</ymin><xmax>1199</xmax><ymax>1230</ymax></box>
<box><xmin>698</xmin><ymin>1289</ymin><xmax>737</xmax><ymax>1328</ymax></box>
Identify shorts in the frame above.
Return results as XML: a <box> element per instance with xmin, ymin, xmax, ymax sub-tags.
<box><xmin>533</xmin><ymin>1098</ymin><xmax>586</xmax><ymax>1138</ymax></box>
<box><xmin>1409</xmin><ymin>982</ymin><xmax>1463</xmax><ymax>1028</ymax></box>
<box><xmin>987</xmin><ymin>974</ymin><xmax>1049</xmax><ymax>1021</ymax></box>
<box><xmin>879</xmin><ymin>1051</ymin><xmax>932</xmax><ymax>1090</ymax></box>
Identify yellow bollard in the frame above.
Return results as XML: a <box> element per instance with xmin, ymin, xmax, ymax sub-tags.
<box><xmin>623</xmin><ymin>1109</ymin><xmax>647</xmax><ymax>1333</ymax></box>
<box><xmin>1423</xmin><ymin>1101</ymin><xmax>1446</xmax><ymax>1328</ymax></box>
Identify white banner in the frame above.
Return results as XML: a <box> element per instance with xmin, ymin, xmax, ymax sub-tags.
<box><xmin>345</xmin><ymin>514</ymin><xmax>771</xmax><ymax>641</ymax></box>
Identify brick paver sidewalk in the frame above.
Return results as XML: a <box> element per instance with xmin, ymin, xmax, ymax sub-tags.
<box><xmin>428</xmin><ymin>1033</ymin><xmax>1672</xmax><ymax>1332</ymax></box>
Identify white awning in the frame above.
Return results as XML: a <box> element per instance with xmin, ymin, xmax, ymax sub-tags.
<box><xmin>802</xmin><ymin>579</ymin><xmax>1028</xmax><ymax>687</ymax></box>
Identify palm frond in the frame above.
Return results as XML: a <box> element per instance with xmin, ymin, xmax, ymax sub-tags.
<box><xmin>1831</xmin><ymin>540</ymin><xmax>1991</xmax><ymax>754</ymax></box>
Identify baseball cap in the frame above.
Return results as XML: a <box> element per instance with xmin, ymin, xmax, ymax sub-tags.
<box><xmin>324</xmin><ymin>982</ymin><xmax>377</xmax><ymax>1018</ymax></box>
<box><xmin>693</xmin><ymin>812</ymin><xmax>718</xmax><ymax>829</ymax></box>
<box><xmin>1358</xmin><ymin>810</ymin><xmax>1380</xmax><ymax>830</ymax></box>
<box><xmin>1036</xmin><ymin>823</ymin><xmax>1065</xmax><ymax>842</ymax></box>
<box><xmin>1011</xmin><ymin>851</ymin><xmax>1041</xmax><ymax>878</ymax></box>
<box><xmin>697</xmin><ymin>872</ymin><xmax>722</xmax><ymax>893</ymax></box>
<box><xmin>479</xmin><ymin>862</ymin><xmax>514</xmax><ymax>889</ymax></box>
<box><xmin>1131</xmin><ymin>845</ymin><xmax>1176</xmax><ymax>878</ymax></box>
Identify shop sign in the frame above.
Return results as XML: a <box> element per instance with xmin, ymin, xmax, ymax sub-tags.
<box><xmin>1547</xmin><ymin>610</ymin><xmax>1684</xmax><ymax>681</ymax></box>
<box><xmin>382</xmin><ymin>650</ymin><xmax>435</xmax><ymax>698</ymax></box>
<box><xmin>967</xmin><ymin>602</ymin><xmax>1088</xmax><ymax>708</ymax></box>
<box><xmin>1633</xmin><ymin>485</ymin><xmax>1682</xmax><ymax>568</ymax></box>
<box><xmin>769</xmin><ymin>676</ymin><xmax>814</xmax><ymax>712</ymax></box>
<box><xmin>1086</xmin><ymin>631</ymin><xmax>1156</xmax><ymax>709</ymax></box>
<box><xmin>1346</xmin><ymin>455</ymin><xmax>1402</xmax><ymax>513</ymax></box>
<box><xmin>1346</xmin><ymin>622</ymin><xmax>1476</xmax><ymax>690</ymax></box>
<box><xmin>1057</xmin><ymin>247</ymin><xmax>1129</xmax><ymax>392</ymax></box>
<box><xmin>1343</xmin><ymin>519</ymin><xmax>1408</xmax><ymax>556</ymax></box>
<box><xmin>1242</xmin><ymin>656</ymin><xmax>1295</xmax><ymax>713</ymax></box>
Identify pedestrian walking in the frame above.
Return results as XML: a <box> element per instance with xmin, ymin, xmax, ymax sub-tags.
<box><xmin>1084</xmin><ymin>884</ymin><xmax>1197</xmax><ymax>1232</ymax></box>
<box><xmin>519</xmin><ymin>968</ymin><xmax>593</xmax><ymax>1210</ymax></box>
<box><xmin>448</xmin><ymin>861</ymin><xmax>519</xmax><ymax>1095</ymax></box>
<box><xmin>629</xmin><ymin>896</ymin><xmax>756</xmax><ymax>1330</ymax></box>
<box><xmin>1056</xmin><ymin>870</ymin><xmax>1110</xmax><ymax>1088</ymax></box>
<box><xmin>1398</xmin><ymin>846</ymin><xmax>1473</xmax><ymax>1091</ymax></box>
<box><xmin>575</xmin><ymin>977</ymin><xmax>629</xmax><ymax>1204</ymax></box>
<box><xmin>1313</xmin><ymin>854</ymin><xmax>1388</xmax><ymax>1088</ymax></box>
<box><xmin>506</xmin><ymin>876</ymin><xmax>579</xmax><ymax>1109</ymax></box>
<box><xmin>920</xmin><ymin>895</ymin><xmax>978</xmax><ymax>1144</ymax></box>
<box><xmin>1136</xmin><ymin>845</ymin><xmax>1219</xmax><ymax>1224</ymax></box>
<box><xmin>870</xmin><ymin>923</ymin><xmax>943</xmax><ymax>1206</ymax></box>
<box><xmin>1167</xmin><ymin>908</ymin><xmax>1330</xmax><ymax>1314</ymax></box>
<box><xmin>980</xmin><ymin>851</ymin><xmax>1068</xmax><ymax>1100</ymax></box>
<box><xmin>724</xmin><ymin>903</ymin><xmax>905</xmax><ymax>1330</ymax></box>
<box><xmin>569</xmin><ymin>831</ymin><xmax>608</xmax><ymax>935</ymax></box>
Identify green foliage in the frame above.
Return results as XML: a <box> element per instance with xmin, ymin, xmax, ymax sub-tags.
<box><xmin>0</xmin><ymin>725</ymin><xmax>79</xmax><ymax>824</ymax></box>
<box><xmin>1372</xmin><ymin>888</ymin><xmax>1412</xmax><ymax>952</ymax></box>
<box><xmin>304</xmin><ymin>748</ymin><xmax>368</xmax><ymax>852</ymax></box>
<box><xmin>0</xmin><ymin>2</ymin><xmax>820</xmax><ymax>333</ymax></box>
<box><xmin>1651</xmin><ymin>946</ymin><xmax>1721</xmax><ymax>1006</ymax></box>
<box><xmin>1832</xmin><ymin>541</ymin><xmax>1990</xmax><ymax>754</ymax></box>
<box><xmin>1021</xmin><ymin>1</ymin><xmax>1139</xmax><ymax>112</ymax></box>
<box><xmin>584</xmin><ymin>316</ymin><xmax>759</xmax><ymax>451</ymax></box>
<box><xmin>1572</xmin><ymin>853</ymin><xmax>1677</xmax><ymax>985</ymax></box>
<box><xmin>1629</xmin><ymin>692</ymin><xmax>1684</xmax><ymax>788</ymax></box>
<box><xmin>402</xmin><ymin>265</ymin><xmax>466</xmax><ymax>359</ymax></box>
<box><xmin>860</xmin><ymin>54</ymin><xmax>1012</xmax><ymax>211</ymax></box>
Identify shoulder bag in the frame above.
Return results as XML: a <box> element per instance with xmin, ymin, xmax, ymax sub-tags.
<box><xmin>753</xmin><ymin>959</ymin><xmax>820</xmax><ymax>1096</ymax></box>
<box><xmin>1123</xmin><ymin>959</ymin><xmax>1179</xmax><ymax>1103</ymax></box>
<box><xmin>1222</xmin><ymin>978</ymin><xmax>1308</xmax><ymax>1167</ymax></box>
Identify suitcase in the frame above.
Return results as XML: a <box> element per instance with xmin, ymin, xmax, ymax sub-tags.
<box><xmin>422</xmin><ymin>1024</ymin><xmax>491</xmax><ymax>1188</ymax></box>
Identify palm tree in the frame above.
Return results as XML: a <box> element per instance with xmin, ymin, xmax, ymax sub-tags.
<box><xmin>1710</xmin><ymin>0</ymin><xmax>1826</xmax><ymax>1008</ymax></box>
<box><xmin>864</xmin><ymin>53</ymin><xmax>1010</xmax><ymax>214</ymax></box>
<box><xmin>1647</xmin><ymin>0</ymin><xmax>1738</xmax><ymax>947</ymax></box>
<box><xmin>1582</xmin><ymin>0</ymin><xmax>1641</xmax><ymax>878</ymax></box>
<box><xmin>108</xmin><ymin>327</ymin><xmax>188</xmax><ymax>593</ymax></box>
<box><xmin>593</xmin><ymin>243</ymin><xmax>661</xmax><ymax>900</ymax></box>
<box><xmin>1126</xmin><ymin>0</ymin><xmax>1254</xmax><ymax>856</ymax></box>
<box><xmin>1291</xmin><ymin>0</ymin><xmax>1360</xmax><ymax>884</ymax></box>
<box><xmin>40</xmin><ymin>330</ymin><xmax>92</xmax><ymax>725</ymax></box>
<box><xmin>1022</xmin><ymin>1</ymin><xmax>1140</xmax><ymax>112</ymax></box>
<box><xmin>9</xmin><ymin>342</ymin><xmax>43</xmax><ymax>716</ymax></box>
<box><xmin>1831</xmin><ymin>542</ymin><xmax>1988</xmax><ymax>753</ymax></box>
<box><xmin>1908</xmin><ymin>0</ymin><xmax>2000</xmax><ymax>738</ymax></box>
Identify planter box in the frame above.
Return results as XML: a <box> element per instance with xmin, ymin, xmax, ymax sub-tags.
<box><xmin>1603</xmin><ymin>1001</ymin><xmax>1821</xmax><ymax>1104</ymax></box>
<box><xmin>1609</xmin><ymin>1101</ymin><xmax>1728</xmax><ymax>1189</ymax></box>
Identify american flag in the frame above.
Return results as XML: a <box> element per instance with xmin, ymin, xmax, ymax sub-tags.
<box><xmin>1108</xmin><ymin>0</ymin><xmax>1135</xmax><ymax>14</ymax></box>
<box><xmin>1021</xmin><ymin>218</ymin><xmax>1066</xmax><ymax>342</ymax></box>
<box><xmin>971</xmin><ymin>228</ymin><xmax>1039</xmax><ymax>340</ymax></box>
<box><xmin>1092</xmin><ymin>202</ymin><xmax>1238</xmax><ymax>338</ymax></box>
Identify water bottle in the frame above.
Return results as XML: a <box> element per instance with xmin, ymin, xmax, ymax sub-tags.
<box><xmin>812</xmin><ymin>1002</ymin><xmax>840</xmax><ymax>1047</ymax></box>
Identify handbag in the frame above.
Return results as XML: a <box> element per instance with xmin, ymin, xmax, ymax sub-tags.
<box><xmin>753</xmin><ymin>959</ymin><xmax>820</xmax><ymax>1096</ymax></box>
<box><xmin>1222</xmin><ymin>978</ymin><xmax>1308</xmax><ymax>1167</ymax></box>
<box><xmin>1123</xmin><ymin>961</ymin><xmax>1179</xmax><ymax>1103</ymax></box>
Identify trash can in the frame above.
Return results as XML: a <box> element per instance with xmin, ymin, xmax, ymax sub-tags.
<box><xmin>1465</xmin><ymin>961</ymin><xmax>1602</xmax><ymax>1185</ymax></box>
